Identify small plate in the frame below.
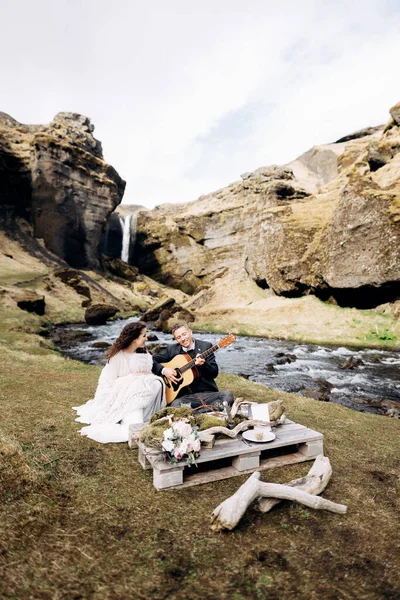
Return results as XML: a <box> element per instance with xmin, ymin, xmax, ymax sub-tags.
<box><xmin>242</xmin><ymin>430</ymin><xmax>276</xmax><ymax>443</ymax></box>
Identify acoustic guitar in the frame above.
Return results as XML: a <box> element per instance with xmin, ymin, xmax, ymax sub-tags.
<box><xmin>161</xmin><ymin>334</ymin><xmax>236</xmax><ymax>405</ymax></box>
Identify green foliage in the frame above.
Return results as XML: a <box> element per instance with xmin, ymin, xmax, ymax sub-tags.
<box><xmin>366</xmin><ymin>326</ymin><xmax>398</xmax><ymax>344</ymax></box>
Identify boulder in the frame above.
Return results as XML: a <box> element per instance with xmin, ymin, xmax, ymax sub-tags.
<box><xmin>301</xmin><ymin>379</ymin><xmax>333</xmax><ymax>402</ymax></box>
<box><xmin>381</xmin><ymin>399</ymin><xmax>400</xmax><ymax>418</ymax></box>
<box><xmin>50</xmin><ymin>329</ymin><xmax>93</xmax><ymax>348</ymax></box>
<box><xmin>367</xmin><ymin>139</ymin><xmax>400</xmax><ymax>171</ymax></box>
<box><xmin>142</xmin><ymin>298</ymin><xmax>177</xmax><ymax>322</ymax></box>
<box><xmin>146</xmin><ymin>333</ymin><xmax>159</xmax><ymax>341</ymax></box>
<box><xmin>142</xmin><ymin>297</ymin><xmax>194</xmax><ymax>331</ymax></box>
<box><xmin>274</xmin><ymin>352</ymin><xmax>297</xmax><ymax>365</ymax></box>
<box><xmin>91</xmin><ymin>341</ymin><xmax>111</xmax><ymax>348</ymax></box>
<box><xmin>84</xmin><ymin>303</ymin><xmax>119</xmax><ymax>325</ymax></box>
<box><xmin>340</xmin><ymin>356</ymin><xmax>364</xmax><ymax>370</ymax></box>
<box><xmin>103</xmin><ymin>257</ymin><xmax>139</xmax><ymax>281</ymax></box>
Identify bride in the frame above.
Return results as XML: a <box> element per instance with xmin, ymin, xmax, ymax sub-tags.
<box><xmin>73</xmin><ymin>321</ymin><xmax>165</xmax><ymax>443</ymax></box>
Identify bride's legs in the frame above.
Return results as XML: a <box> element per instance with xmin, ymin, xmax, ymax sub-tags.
<box><xmin>141</xmin><ymin>380</ymin><xmax>165</xmax><ymax>423</ymax></box>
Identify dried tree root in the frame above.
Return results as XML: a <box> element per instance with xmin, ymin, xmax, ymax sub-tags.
<box><xmin>199</xmin><ymin>420</ymin><xmax>270</xmax><ymax>439</ymax></box>
<box><xmin>258</xmin><ymin>454</ymin><xmax>332</xmax><ymax>512</ymax></box>
<box><xmin>230</xmin><ymin>397</ymin><xmax>250</xmax><ymax>418</ymax></box>
<box><xmin>210</xmin><ymin>456</ymin><xmax>347</xmax><ymax>531</ymax></box>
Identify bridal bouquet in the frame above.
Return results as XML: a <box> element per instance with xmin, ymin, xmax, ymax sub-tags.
<box><xmin>161</xmin><ymin>418</ymin><xmax>201</xmax><ymax>466</ymax></box>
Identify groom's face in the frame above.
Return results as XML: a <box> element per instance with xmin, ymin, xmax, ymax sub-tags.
<box><xmin>173</xmin><ymin>326</ymin><xmax>193</xmax><ymax>349</ymax></box>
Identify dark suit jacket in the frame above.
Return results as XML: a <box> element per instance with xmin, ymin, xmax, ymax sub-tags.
<box><xmin>152</xmin><ymin>339</ymin><xmax>219</xmax><ymax>397</ymax></box>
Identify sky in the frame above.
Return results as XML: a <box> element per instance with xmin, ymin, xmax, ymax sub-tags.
<box><xmin>1</xmin><ymin>0</ymin><xmax>400</xmax><ymax>208</ymax></box>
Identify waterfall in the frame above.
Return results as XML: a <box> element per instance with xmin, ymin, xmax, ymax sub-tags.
<box><xmin>120</xmin><ymin>215</ymin><xmax>132</xmax><ymax>263</ymax></box>
<box><xmin>119</xmin><ymin>214</ymin><xmax>137</xmax><ymax>263</ymax></box>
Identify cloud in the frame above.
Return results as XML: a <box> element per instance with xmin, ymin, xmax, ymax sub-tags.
<box><xmin>1</xmin><ymin>0</ymin><xmax>399</xmax><ymax>207</ymax></box>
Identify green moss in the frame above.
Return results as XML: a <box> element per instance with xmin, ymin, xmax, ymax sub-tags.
<box><xmin>139</xmin><ymin>423</ymin><xmax>169</xmax><ymax>448</ymax></box>
<box><xmin>150</xmin><ymin>405</ymin><xmax>194</xmax><ymax>423</ymax></box>
<box><xmin>195</xmin><ymin>414</ymin><xmax>226</xmax><ymax>431</ymax></box>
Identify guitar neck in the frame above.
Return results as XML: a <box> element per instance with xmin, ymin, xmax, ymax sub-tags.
<box><xmin>180</xmin><ymin>344</ymin><xmax>220</xmax><ymax>374</ymax></box>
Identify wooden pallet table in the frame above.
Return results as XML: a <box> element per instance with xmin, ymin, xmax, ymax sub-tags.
<box><xmin>132</xmin><ymin>419</ymin><xmax>324</xmax><ymax>491</ymax></box>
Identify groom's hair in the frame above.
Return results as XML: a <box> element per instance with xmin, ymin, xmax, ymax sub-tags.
<box><xmin>171</xmin><ymin>322</ymin><xmax>191</xmax><ymax>334</ymax></box>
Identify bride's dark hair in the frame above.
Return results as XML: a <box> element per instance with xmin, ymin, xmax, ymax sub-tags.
<box><xmin>106</xmin><ymin>321</ymin><xmax>147</xmax><ymax>361</ymax></box>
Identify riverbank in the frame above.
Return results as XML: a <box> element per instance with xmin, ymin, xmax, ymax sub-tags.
<box><xmin>185</xmin><ymin>273</ymin><xmax>400</xmax><ymax>350</ymax></box>
<box><xmin>59</xmin><ymin>318</ymin><xmax>400</xmax><ymax>417</ymax></box>
<box><xmin>1</xmin><ymin>306</ymin><xmax>400</xmax><ymax>599</ymax></box>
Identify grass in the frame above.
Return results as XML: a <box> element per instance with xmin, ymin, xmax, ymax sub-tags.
<box><xmin>0</xmin><ymin>314</ymin><xmax>400</xmax><ymax>600</ymax></box>
<box><xmin>365</xmin><ymin>325</ymin><xmax>398</xmax><ymax>345</ymax></box>
<box><xmin>193</xmin><ymin>297</ymin><xmax>400</xmax><ymax>350</ymax></box>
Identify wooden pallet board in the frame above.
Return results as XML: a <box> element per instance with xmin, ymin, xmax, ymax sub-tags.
<box><xmin>133</xmin><ymin>419</ymin><xmax>324</xmax><ymax>491</ymax></box>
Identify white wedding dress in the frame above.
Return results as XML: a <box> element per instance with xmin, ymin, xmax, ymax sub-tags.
<box><xmin>73</xmin><ymin>351</ymin><xmax>165</xmax><ymax>444</ymax></box>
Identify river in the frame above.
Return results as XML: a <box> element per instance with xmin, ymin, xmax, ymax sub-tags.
<box><xmin>59</xmin><ymin>317</ymin><xmax>400</xmax><ymax>416</ymax></box>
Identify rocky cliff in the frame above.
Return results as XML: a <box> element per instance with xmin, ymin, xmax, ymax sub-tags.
<box><xmin>0</xmin><ymin>112</ymin><xmax>125</xmax><ymax>269</ymax></box>
<box><xmin>133</xmin><ymin>103</ymin><xmax>400</xmax><ymax>310</ymax></box>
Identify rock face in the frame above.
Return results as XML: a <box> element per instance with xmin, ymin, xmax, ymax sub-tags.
<box><xmin>14</xmin><ymin>290</ymin><xmax>45</xmax><ymax>315</ymax></box>
<box><xmin>0</xmin><ymin>112</ymin><xmax>125</xmax><ymax>269</ymax></box>
<box><xmin>84</xmin><ymin>303</ymin><xmax>119</xmax><ymax>325</ymax></box>
<box><xmin>133</xmin><ymin>104</ymin><xmax>400</xmax><ymax>309</ymax></box>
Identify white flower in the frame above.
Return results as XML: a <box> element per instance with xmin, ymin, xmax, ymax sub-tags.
<box><xmin>162</xmin><ymin>439</ymin><xmax>175</xmax><ymax>452</ymax></box>
<box><xmin>192</xmin><ymin>439</ymin><xmax>201</xmax><ymax>452</ymax></box>
<box><xmin>163</xmin><ymin>427</ymin><xmax>174</xmax><ymax>441</ymax></box>
<box><xmin>178</xmin><ymin>439</ymin><xmax>188</xmax><ymax>455</ymax></box>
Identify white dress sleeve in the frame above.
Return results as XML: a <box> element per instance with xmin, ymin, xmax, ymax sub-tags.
<box><xmin>98</xmin><ymin>354</ymin><xmax>120</xmax><ymax>385</ymax></box>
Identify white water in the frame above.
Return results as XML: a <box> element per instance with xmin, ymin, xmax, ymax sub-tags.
<box><xmin>120</xmin><ymin>215</ymin><xmax>132</xmax><ymax>262</ymax></box>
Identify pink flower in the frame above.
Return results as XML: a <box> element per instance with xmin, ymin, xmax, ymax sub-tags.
<box><xmin>173</xmin><ymin>420</ymin><xmax>192</xmax><ymax>438</ymax></box>
<box><xmin>174</xmin><ymin>449</ymin><xmax>183</xmax><ymax>460</ymax></box>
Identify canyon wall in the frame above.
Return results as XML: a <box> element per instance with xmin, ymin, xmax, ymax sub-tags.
<box><xmin>0</xmin><ymin>112</ymin><xmax>125</xmax><ymax>269</ymax></box>
<box><xmin>132</xmin><ymin>105</ymin><xmax>400</xmax><ymax>309</ymax></box>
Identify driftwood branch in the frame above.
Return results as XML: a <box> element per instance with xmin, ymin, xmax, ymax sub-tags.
<box><xmin>199</xmin><ymin>420</ymin><xmax>270</xmax><ymax>440</ymax></box>
<box><xmin>230</xmin><ymin>397</ymin><xmax>250</xmax><ymax>418</ymax></box>
<box><xmin>210</xmin><ymin>456</ymin><xmax>347</xmax><ymax>531</ymax></box>
<box><xmin>258</xmin><ymin>454</ymin><xmax>332</xmax><ymax>512</ymax></box>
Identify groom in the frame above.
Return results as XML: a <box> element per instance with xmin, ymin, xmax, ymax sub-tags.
<box><xmin>152</xmin><ymin>322</ymin><xmax>234</xmax><ymax>410</ymax></box>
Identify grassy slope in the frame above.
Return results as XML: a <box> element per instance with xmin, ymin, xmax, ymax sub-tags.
<box><xmin>189</xmin><ymin>274</ymin><xmax>400</xmax><ymax>349</ymax></box>
<box><xmin>1</xmin><ymin>309</ymin><xmax>399</xmax><ymax>600</ymax></box>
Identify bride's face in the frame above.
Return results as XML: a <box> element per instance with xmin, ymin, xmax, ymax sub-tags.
<box><xmin>135</xmin><ymin>328</ymin><xmax>147</xmax><ymax>348</ymax></box>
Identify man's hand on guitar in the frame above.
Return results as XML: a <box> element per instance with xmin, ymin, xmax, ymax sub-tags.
<box><xmin>163</xmin><ymin>367</ymin><xmax>180</xmax><ymax>383</ymax></box>
<box><xmin>194</xmin><ymin>354</ymin><xmax>205</xmax><ymax>366</ymax></box>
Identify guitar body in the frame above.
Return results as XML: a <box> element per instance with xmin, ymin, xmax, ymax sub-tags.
<box><xmin>162</xmin><ymin>354</ymin><xmax>198</xmax><ymax>405</ymax></box>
